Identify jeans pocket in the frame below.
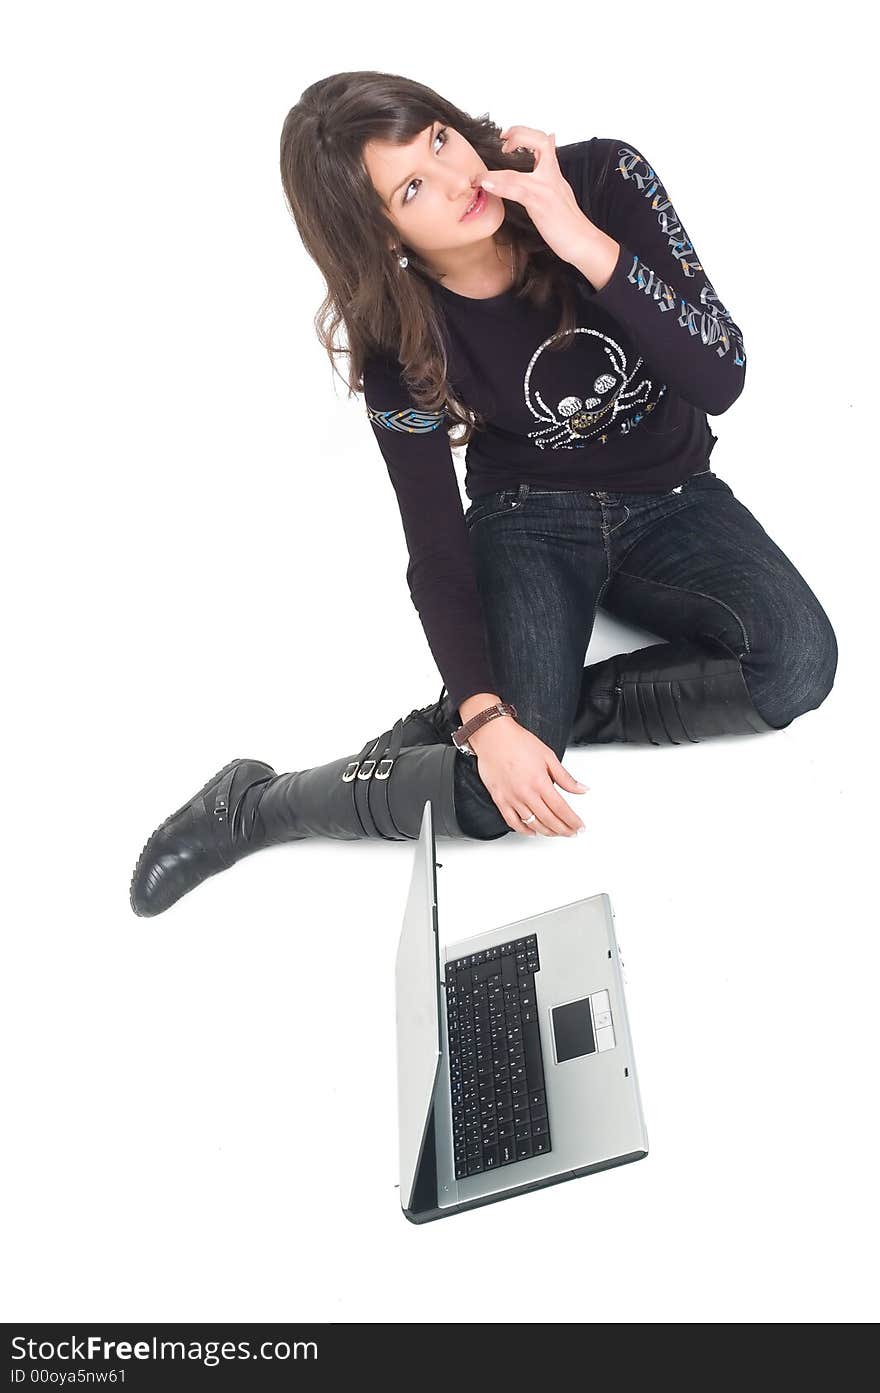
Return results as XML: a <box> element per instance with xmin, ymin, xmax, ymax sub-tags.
<box><xmin>464</xmin><ymin>489</ymin><xmax>518</xmax><ymax>530</ymax></box>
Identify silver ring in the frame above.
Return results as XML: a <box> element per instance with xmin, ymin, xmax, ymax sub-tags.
<box><xmin>522</xmin><ymin>813</ymin><xmax>537</xmax><ymax>825</ymax></box>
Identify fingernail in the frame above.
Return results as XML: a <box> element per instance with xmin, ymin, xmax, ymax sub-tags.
<box><xmin>577</xmin><ymin>826</ymin><xmax>585</xmax><ymax>835</ymax></box>
<box><xmin>576</xmin><ymin>782</ymin><xmax>588</xmax><ymax>790</ymax></box>
<box><xmin>481</xmin><ymin>178</ymin><xmax>495</xmax><ymax>190</ymax></box>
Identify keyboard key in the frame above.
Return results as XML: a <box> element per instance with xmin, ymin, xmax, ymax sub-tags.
<box><xmin>516</xmin><ymin>1138</ymin><xmax>533</xmax><ymax>1160</ymax></box>
<box><xmin>533</xmin><ymin>1136</ymin><xmax>550</xmax><ymax>1155</ymax></box>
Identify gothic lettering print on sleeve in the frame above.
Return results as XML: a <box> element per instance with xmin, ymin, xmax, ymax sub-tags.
<box><xmin>586</xmin><ymin>138</ymin><xmax>747</xmax><ymax>417</ymax></box>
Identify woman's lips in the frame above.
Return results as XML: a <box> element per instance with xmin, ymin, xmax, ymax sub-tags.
<box><xmin>460</xmin><ymin>187</ymin><xmax>488</xmax><ymax>221</ymax></box>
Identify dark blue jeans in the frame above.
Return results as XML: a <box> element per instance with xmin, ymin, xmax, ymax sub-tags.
<box><xmin>450</xmin><ymin>468</ymin><xmax>838</xmax><ymax>838</ymax></box>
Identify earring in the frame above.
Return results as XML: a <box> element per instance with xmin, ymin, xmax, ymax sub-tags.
<box><xmin>397</xmin><ymin>252</ymin><xmax>408</xmax><ymax>269</ymax></box>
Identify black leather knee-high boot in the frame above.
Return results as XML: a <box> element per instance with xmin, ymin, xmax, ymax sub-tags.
<box><xmin>571</xmin><ymin>637</ymin><xmax>775</xmax><ymax>745</ymax></box>
<box><xmin>397</xmin><ymin>684</ymin><xmax>459</xmax><ymax>746</ymax></box>
<box><xmin>129</xmin><ymin>716</ymin><xmax>469</xmax><ymax>919</ymax></box>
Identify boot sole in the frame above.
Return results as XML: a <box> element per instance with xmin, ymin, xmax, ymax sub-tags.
<box><xmin>129</xmin><ymin>758</ymin><xmax>244</xmax><ymax>917</ymax></box>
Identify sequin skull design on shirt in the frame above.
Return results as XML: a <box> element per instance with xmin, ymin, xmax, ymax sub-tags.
<box><xmin>523</xmin><ymin>325</ymin><xmax>668</xmax><ymax>449</ymax></box>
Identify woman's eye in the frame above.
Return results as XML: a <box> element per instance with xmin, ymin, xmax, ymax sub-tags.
<box><xmin>403</xmin><ymin>127</ymin><xmax>448</xmax><ymax>205</ymax></box>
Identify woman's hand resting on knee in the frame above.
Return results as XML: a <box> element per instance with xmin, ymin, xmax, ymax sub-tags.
<box><xmin>468</xmin><ymin>719</ymin><xmax>587</xmax><ymax>837</ymax></box>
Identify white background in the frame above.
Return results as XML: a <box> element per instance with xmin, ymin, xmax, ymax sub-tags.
<box><xmin>3</xmin><ymin>0</ymin><xmax>875</xmax><ymax>1324</ymax></box>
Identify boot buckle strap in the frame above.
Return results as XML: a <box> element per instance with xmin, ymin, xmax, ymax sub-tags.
<box><xmin>342</xmin><ymin>761</ymin><xmax>360</xmax><ymax>782</ymax></box>
<box><xmin>375</xmin><ymin>757</ymin><xmax>394</xmax><ymax>780</ymax></box>
<box><xmin>357</xmin><ymin>759</ymin><xmax>377</xmax><ymax>780</ymax></box>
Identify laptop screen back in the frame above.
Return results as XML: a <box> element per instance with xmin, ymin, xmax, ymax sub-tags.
<box><xmin>394</xmin><ymin>802</ymin><xmax>443</xmax><ymax>1212</ymax></box>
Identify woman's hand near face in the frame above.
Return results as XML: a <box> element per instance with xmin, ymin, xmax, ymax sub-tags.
<box><xmin>480</xmin><ymin>126</ymin><xmax>595</xmax><ymax>268</ymax></box>
<box><xmin>468</xmin><ymin>717</ymin><xmax>588</xmax><ymax>837</ymax></box>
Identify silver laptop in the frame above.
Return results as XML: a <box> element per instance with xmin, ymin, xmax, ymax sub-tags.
<box><xmin>396</xmin><ymin>801</ymin><xmax>649</xmax><ymax>1223</ymax></box>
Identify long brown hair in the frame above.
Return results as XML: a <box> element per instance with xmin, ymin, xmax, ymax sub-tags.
<box><xmin>279</xmin><ymin>70</ymin><xmax>580</xmax><ymax>447</ymax></box>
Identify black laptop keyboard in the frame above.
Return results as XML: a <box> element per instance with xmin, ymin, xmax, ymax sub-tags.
<box><xmin>445</xmin><ymin>934</ymin><xmax>551</xmax><ymax>1180</ymax></box>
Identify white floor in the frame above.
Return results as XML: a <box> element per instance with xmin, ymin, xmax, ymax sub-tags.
<box><xmin>4</xmin><ymin>598</ymin><xmax>872</xmax><ymax>1324</ymax></box>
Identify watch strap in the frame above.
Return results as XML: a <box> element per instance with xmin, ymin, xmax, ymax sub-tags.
<box><xmin>452</xmin><ymin>701</ymin><xmax>518</xmax><ymax>753</ymax></box>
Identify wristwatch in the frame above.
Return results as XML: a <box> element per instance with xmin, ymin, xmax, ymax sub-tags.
<box><xmin>451</xmin><ymin>701</ymin><xmax>518</xmax><ymax>756</ymax></box>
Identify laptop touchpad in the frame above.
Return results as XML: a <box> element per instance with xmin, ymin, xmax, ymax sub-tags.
<box><xmin>552</xmin><ymin>998</ymin><xmax>595</xmax><ymax>1063</ymax></box>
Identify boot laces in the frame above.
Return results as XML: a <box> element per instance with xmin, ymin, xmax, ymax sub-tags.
<box><xmin>401</xmin><ymin>683</ymin><xmax>451</xmax><ymax>741</ymax></box>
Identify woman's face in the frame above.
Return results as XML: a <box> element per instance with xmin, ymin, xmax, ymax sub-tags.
<box><xmin>362</xmin><ymin>121</ymin><xmax>505</xmax><ymax>260</ymax></box>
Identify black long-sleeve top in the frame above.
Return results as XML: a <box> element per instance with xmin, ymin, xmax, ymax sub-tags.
<box><xmin>362</xmin><ymin>136</ymin><xmax>746</xmax><ymax>712</ymax></box>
